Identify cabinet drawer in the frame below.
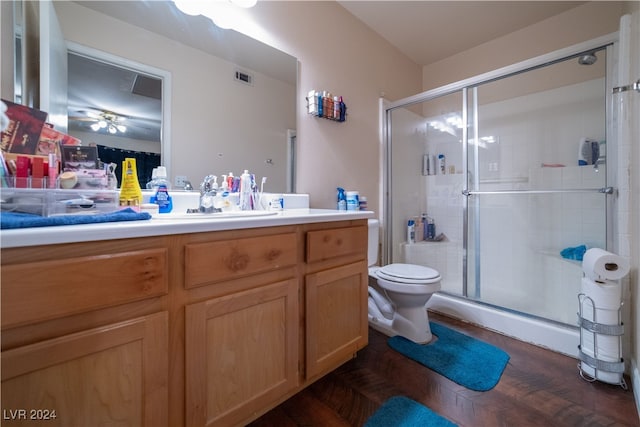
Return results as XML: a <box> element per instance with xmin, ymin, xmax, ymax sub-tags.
<box><xmin>184</xmin><ymin>233</ymin><xmax>297</xmax><ymax>289</ymax></box>
<box><xmin>306</xmin><ymin>225</ymin><xmax>367</xmax><ymax>263</ymax></box>
<box><xmin>2</xmin><ymin>248</ymin><xmax>168</xmax><ymax>328</ymax></box>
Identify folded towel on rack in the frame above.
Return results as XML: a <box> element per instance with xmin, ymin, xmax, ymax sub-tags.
<box><xmin>561</xmin><ymin>245</ymin><xmax>587</xmax><ymax>261</ymax></box>
<box><xmin>1</xmin><ymin>208</ymin><xmax>151</xmax><ymax>229</ymax></box>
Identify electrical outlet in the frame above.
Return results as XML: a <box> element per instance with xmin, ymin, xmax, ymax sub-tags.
<box><xmin>175</xmin><ymin>175</ymin><xmax>188</xmax><ymax>187</ymax></box>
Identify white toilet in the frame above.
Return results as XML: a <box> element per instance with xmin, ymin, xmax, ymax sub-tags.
<box><xmin>367</xmin><ymin>219</ymin><xmax>441</xmax><ymax>343</ymax></box>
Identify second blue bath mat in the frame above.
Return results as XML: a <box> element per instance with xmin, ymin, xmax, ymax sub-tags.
<box><xmin>364</xmin><ymin>396</ymin><xmax>457</xmax><ymax>427</ymax></box>
<box><xmin>388</xmin><ymin>322</ymin><xmax>510</xmax><ymax>391</ymax></box>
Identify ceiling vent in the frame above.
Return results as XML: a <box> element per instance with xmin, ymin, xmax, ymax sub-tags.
<box><xmin>234</xmin><ymin>69</ymin><xmax>253</xmax><ymax>86</ymax></box>
<box><xmin>131</xmin><ymin>74</ymin><xmax>162</xmax><ymax>99</ymax></box>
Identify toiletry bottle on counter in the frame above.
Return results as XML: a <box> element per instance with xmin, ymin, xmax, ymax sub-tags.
<box><xmin>407</xmin><ymin>219</ymin><xmax>416</xmax><ymax>244</ymax></box>
<box><xmin>346</xmin><ymin>191</ymin><xmax>359</xmax><ymax>211</ymax></box>
<box><xmin>359</xmin><ymin>196</ymin><xmax>367</xmax><ymax>211</ymax></box>
<box><xmin>337</xmin><ymin>187</ymin><xmax>347</xmax><ymax>210</ymax></box>
<box><xmin>150</xmin><ymin>166</ymin><xmax>173</xmax><ymax>213</ymax></box>
<box><xmin>239</xmin><ymin>169</ymin><xmax>252</xmax><ymax>210</ymax></box>
<box><xmin>119</xmin><ymin>158</ymin><xmax>143</xmax><ymax>211</ymax></box>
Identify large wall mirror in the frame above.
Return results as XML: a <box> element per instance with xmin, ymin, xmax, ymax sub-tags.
<box><xmin>10</xmin><ymin>0</ymin><xmax>297</xmax><ymax>192</ymax></box>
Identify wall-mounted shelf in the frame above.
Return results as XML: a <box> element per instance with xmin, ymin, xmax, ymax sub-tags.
<box><xmin>307</xmin><ymin>90</ymin><xmax>347</xmax><ymax>122</ymax></box>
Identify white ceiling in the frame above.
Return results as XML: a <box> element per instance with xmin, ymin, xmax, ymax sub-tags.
<box><xmin>337</xmin><ymin>1</ymin><xmax>587</xmax><ymax>66</ymax></box>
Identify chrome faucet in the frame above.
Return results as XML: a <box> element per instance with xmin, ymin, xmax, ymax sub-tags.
<box><xmin>199</xmin><ymin>175</ymin><xmax>219</xmax><ymax>213</ymax></box>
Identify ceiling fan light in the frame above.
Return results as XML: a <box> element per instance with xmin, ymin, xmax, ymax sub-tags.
<box><xmin>98</xmin><ymin>120</ymin><xmax>107</xmax><ymax>128</ymax></box>
<box><xmin>108</xmin><ymin>124</ymin><xmax>117</xmax><ymax>134</ymax></box>
<box><xmin>117</xmin><ymin>125</ymin><xmax>127</xmax><ymax>133</ymax></box>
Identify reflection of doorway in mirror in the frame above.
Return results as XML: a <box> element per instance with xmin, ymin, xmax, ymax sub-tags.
<box><xmin>287</xmin><ymin>129</ymin><xmax>296</xmax><ymax>193</ymax></box>
<box><xmin>65</xmin><ymin>42</ymin><xmax>171</xmax><ymax>178</ymax></box>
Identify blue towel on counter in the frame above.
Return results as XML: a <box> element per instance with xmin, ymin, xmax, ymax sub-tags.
<box><xmin>1</xmin><ymin>208</ymin><xmax>151</xmax><ymax>229</ymax></box>
<box><xmin>560</xmin><ymin>244</ymin><xmax>587</xmax><ymax>261</ymax></box>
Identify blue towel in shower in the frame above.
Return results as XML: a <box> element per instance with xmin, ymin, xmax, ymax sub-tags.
<box><xmin>0</xmin><ymin>208</ymin><xmax>151</xmax><ymax>229</ymax></box>
<box><xmin>560</xmin><ymin>245</ymin><xmax>587</xmax><ymax>261</ymax></box>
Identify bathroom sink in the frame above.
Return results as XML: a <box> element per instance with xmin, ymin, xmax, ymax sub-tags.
<box><xmin>153</xmin><ymin>210</ymin><xmax>279</xmax><ymax>220</ymax></box>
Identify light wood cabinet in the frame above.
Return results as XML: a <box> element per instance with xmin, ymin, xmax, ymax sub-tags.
<box><xmin>1</xmin><ymin>219</ymin><xmax>368</xmax><ymax>427</ymax></box>
<box><xmin>304</xmin><ymin>225</ymin><xmax>369</xmax><ymax>380</ymax></box>
<box><xmin>305</xmin><ymin>261</ymin><xmax>368</xmax><ymax>379</ymax></box>
<box><xmin>2</xmin><ymin>312</ymin><xmax>168</xmax><ymax>427</ymax></box>
<box><xmin>185</xmin><ymin>278</ymin><xmax>299</xmax><ymax>426</ymax></box>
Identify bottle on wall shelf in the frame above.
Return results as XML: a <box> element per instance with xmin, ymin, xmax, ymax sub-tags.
<box><xmin>307</xmin><ymin>90</ymin><xmax>347</xmax><ymax>122</ymax></box>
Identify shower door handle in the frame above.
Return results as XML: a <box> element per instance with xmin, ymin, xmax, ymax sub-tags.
<box><xmin>463</xmin><ymin>187</ymin><xmax>615</xmax><ymax>196</ymax></box>
<box><xmin>599</xmin><ymin>186</ymin><xmax>615</xmax><ymax>194</ymax></box>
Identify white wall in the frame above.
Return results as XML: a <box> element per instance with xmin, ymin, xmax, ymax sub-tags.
<box><xmin>237</xmin><ymin>1</ymin><xmax>423</xmax><ymax>212</ymax></box>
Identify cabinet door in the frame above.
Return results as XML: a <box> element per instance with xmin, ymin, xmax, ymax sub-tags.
<box><xmin>1</xmin><ymin>312</ymin><xmax>168</xmax><ymax>427</ymax></box>
<box><xmin>305</xmin><ymin>260</ymin><xmax>368</xmax><ymax>379</ymax></box>
<box><xmin>185</xmin><ymin>278</ymin><xmax>298</xmax><ymax>427</ymax></box>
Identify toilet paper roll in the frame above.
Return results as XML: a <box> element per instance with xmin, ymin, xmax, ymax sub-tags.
<box><xmin>580</xmin><ymin>277</ymin><xmax>622</xmax><ymax>321</ymax></box>
<box><xmin>580</xmin><ymin>361</ymin><xmax>623</xmax><ymax>385</ymax></box>
<box><xmin>582</xmin><ymin>248</ymin><xmax>630</xmax><ymax>282</ymax></box>
<box><xmin>580</xmin><ymin>330</ymin><xmax>620</xmax><ymax>361</ymax></box>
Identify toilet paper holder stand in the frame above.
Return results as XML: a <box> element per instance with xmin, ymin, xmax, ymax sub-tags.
<box><xmin>577</xmin><ymin>293</ymin><xmax>627</xmax><ymax>390</ymax></box>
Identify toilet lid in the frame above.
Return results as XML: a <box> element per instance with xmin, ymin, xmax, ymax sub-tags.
<box><xmin>377</xmin><ymin>263</ymin><xmax>440</xmax><ymax>284</ymax></box>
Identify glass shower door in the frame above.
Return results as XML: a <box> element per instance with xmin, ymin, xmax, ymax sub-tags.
<box><xmin>465</xmin><ymin>47</ymin><xmax>611</xmax><ymax>325</ymax></box>
<box><xmin>387</xmin><ymin>91</ymin><xmax>465</xmax><ymax>296</ymax></box>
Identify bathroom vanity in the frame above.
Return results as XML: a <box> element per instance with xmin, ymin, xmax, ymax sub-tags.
<box><xmin>0</xmin><ymin>210</ymin><xmax>371</xmax><ymax>426</ymax></box>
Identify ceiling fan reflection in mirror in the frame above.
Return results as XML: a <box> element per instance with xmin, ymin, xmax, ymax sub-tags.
<box><xmin>68</xmin><ymin>106</ymin><xmax>161</xmax><ymax>142</ymax></box>
<box><xmin>82</xmin><ymin>110</ymin><xmax>127</xmax><ymax>134</ymax></box>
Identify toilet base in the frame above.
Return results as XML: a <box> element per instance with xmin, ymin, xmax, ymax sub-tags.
<box><xmin>367</xmin><ymin>311</ymin><xmax>434</xmax><ymax>344</ymax></box>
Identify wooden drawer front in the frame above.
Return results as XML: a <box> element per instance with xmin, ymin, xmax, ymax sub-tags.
<box><xmin>306</xmin><ymin>226</ymin><xmax>367</xmax><ymax>263</ymax></box>
<box><xmin>185</xmin><ymin>233</ymin><xmax>297</xmax><ymax>289</ymax></box>
<box><xmin>2</xmin><ymin>248</ymin><xmax>168</xmax><ymax>328</ymax></box>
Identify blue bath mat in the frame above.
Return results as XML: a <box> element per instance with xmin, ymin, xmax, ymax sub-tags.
<box><xmin>365</xmin><ymin>396</ymin><xmax>457</xmax><ymax>427</ymax></box>
<box><xmin>388</xmin><ymin>322</ymin><xmax>510</xmax><ymax>391</ymax></box>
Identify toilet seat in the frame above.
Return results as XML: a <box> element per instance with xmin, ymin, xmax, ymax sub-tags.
<box><xmin>377</xmin><ymin>263</ymin><xmax>440</xmax><ymax>284</ymax></box>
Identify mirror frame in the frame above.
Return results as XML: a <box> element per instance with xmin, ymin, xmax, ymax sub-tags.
<box><xmin>66</xmin><ymin>41</ymin><xmax>172</xmax><ymax>178</ymax></box>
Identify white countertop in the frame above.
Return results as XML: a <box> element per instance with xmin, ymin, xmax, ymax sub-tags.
<box><xmin>1</xmin><ymin>209</ymin><xmax>374</xmax><ymax>249</ymax></box>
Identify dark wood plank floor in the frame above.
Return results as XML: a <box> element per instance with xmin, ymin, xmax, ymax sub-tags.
<box><xmin>249</xmin><ymin>312</ymin><xmax>639</xmax><ymax>427</ymax></box>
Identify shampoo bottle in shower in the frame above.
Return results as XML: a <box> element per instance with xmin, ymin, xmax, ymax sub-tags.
<box><xmin>407</xmin><ymin>219</ymin><xmax>416</xmax><ymax>244</ymax></box>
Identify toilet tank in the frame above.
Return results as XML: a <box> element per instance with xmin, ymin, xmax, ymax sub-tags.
<box><xmin>368</xmin><ymin>219</ymin><xmax>379</xmax><ymax>266</ymax></box>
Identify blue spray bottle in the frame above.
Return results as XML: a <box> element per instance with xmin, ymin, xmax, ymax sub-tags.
<box><xmin>337</xmin><ymin>187</ymin><xmax>347</xmax><ymax>210</ymax></box>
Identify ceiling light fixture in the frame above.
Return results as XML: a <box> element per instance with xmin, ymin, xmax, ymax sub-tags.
<box><xmin>89</xmin><ymin>112</ymin><xmax>127</xmax><ymax>135</ymax></box>
<box><xmin>173</xmin><ymin>0</ymin><xmax>257</xmax><ymax>30</ymax></box>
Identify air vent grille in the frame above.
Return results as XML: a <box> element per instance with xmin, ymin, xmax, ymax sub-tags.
<box><xmin>234</xmin><ymin>69</ymin><xmax>253</xmax><ymax>86</ymax></box>
<box><xmin>131</xmin><ymin>74</ymin><xmax>162</xmax><ymax>99</ymax></box>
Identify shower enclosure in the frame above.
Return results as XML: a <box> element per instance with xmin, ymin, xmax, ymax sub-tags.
<box><xmin>383</xmin><ymin>34</ymin><xmax>619</xmax><ymax>330</ymax></box>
